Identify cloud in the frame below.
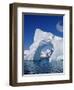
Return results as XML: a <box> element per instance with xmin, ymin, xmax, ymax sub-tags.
<box><xmin>56</xmin><ymin>22</ymin><xmax>63</xmax><ymax>32</ymax></box>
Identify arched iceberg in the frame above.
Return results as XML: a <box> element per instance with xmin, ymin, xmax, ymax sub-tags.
<box><xmin>24</xmin><ymin>28</ymin><xmax>63</xmax><ymax>61</ymax></box>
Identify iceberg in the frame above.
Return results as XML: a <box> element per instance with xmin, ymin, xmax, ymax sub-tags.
<box><xmin>24</xmin><ymin>28</ymin><xmax>63</xmax><ymax>62</ymax></box>
<box><xmin>34</xmin><ymin>28</ymin><xmax>54</xmax><ymax>42</ymax></box>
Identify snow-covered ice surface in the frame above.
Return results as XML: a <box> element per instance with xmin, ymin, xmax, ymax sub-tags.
<box><xmin>24</xmin><ymin>28</ymin><xmax>63</xmax><ymax>74</ymax></box>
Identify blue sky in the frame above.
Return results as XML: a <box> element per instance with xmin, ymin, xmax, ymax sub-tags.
<box><xmin>23</xmin><ymin>14</ymin><xmax>63</xmax><ymax>49</ymax></box>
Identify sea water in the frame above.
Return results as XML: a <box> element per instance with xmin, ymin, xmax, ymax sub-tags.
<box><xmin>24</xmin><ymin>59</ymin><xmax>63</xmax><ymax>74</ymax></box>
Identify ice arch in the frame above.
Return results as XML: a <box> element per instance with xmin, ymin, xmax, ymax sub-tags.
<box><xmin>24</xmin><ymin>28</ymin><xmax>63</xmax><ymax>61</ymax></box>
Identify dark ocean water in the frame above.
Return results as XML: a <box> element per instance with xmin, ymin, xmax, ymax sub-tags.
<box><xmin>24</xmin><ymin>59</ymin><xmax>63</xmax><ymax>74</ymax></box>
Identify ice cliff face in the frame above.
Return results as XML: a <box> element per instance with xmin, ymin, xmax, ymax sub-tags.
<box><xmin>34</xmin><ymin>28</ymin><xmax>54</xmax><ymax>42</ymax></box>
<box><xmin>24</xmin><ymin>28</ymin><xmax>63</xmax><ymax>61</ymax></box>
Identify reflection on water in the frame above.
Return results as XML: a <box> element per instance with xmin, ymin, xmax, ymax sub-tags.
<box><xmin>24</xmin><ymin>58</ymin><xmax>63</xmax><ymax>74</ymax></box>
